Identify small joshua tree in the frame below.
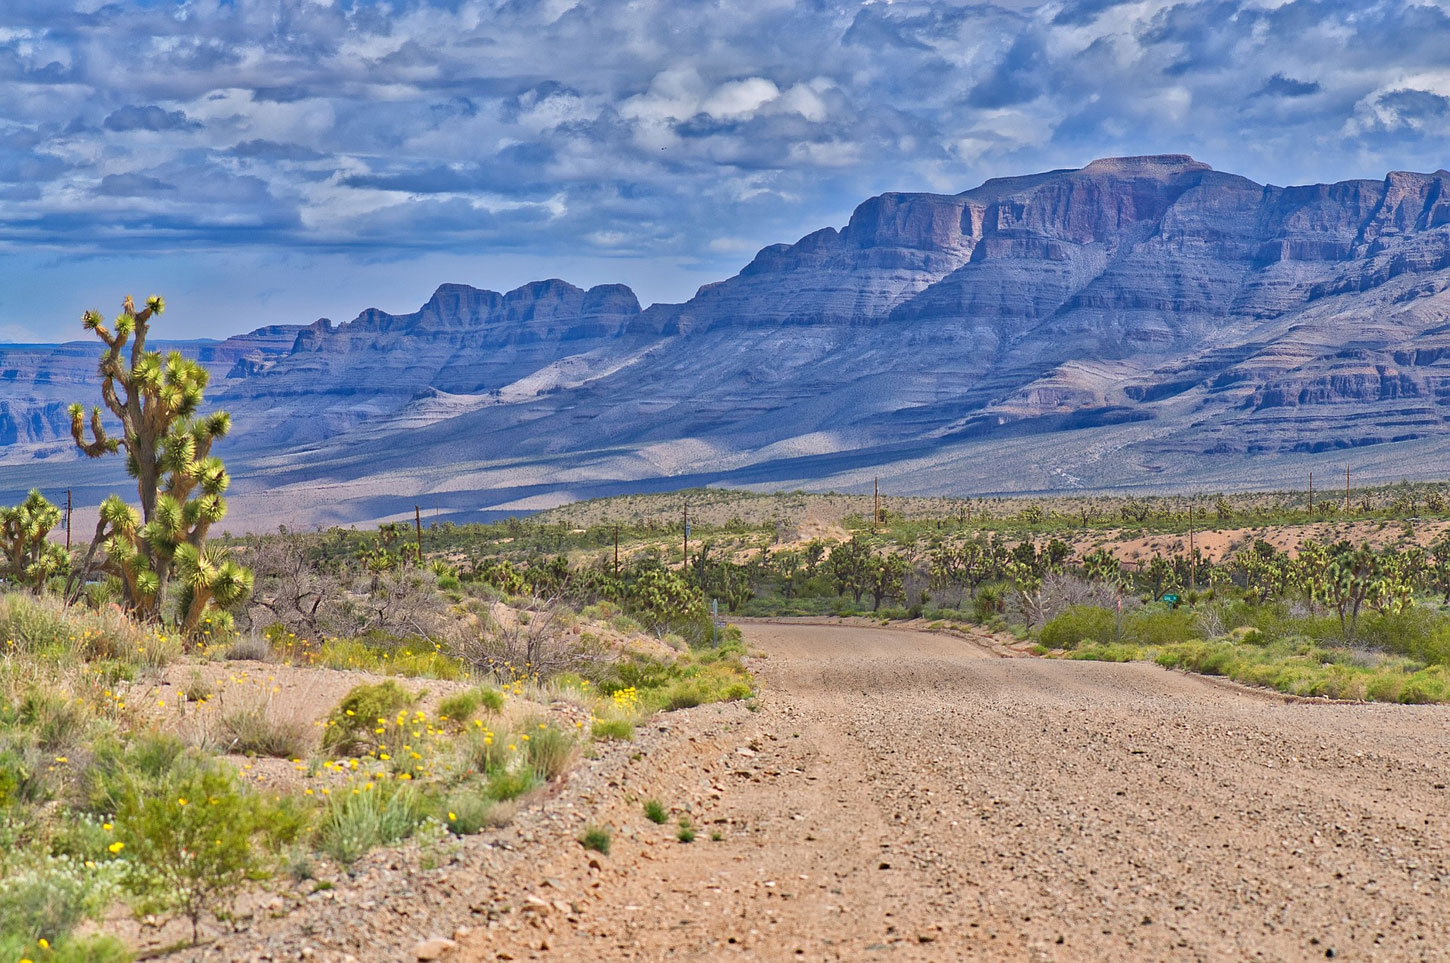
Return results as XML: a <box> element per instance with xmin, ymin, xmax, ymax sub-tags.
<box><xmin>69</xmin><ymin>294</ymin><xmax>252</xmax><ymax>636</ymax></box>
<box><xmin>0</xmin><ymin>489</ymin><xmax>69</xmax><ymax>591</ymax></box>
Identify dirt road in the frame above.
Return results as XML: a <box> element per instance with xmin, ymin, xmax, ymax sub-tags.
<box><xmin>458</xmin><ymin>620</ymin><xmax>1450</xmax><ymax>962</ymax></box>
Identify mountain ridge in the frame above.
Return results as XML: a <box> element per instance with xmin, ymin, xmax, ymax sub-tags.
<box><xmin>9</xmin><ymin>154</ymin><xmax>1450</xmax><ymax>528</ymax></box>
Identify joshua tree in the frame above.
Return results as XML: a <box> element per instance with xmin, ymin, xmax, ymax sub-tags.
<box><xmin>69</xmin><ymin>294</ymin><xmax>252</xmax><ymax>636</ymax></box>
<box><xmin>0</xmin><ymin>489</ymin><xmax>69</xmax><ymax>591</ymax></box>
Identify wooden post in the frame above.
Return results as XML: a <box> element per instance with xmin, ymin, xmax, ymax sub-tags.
<box><xmin>1188</xmin><ymin>505</ymin><xmax>1195</xmax><ymax>590</ymax></box>
<box><xmin>1308</xmin><ymin>471</ymin><xmax>1314</xmax><ymax>513</ymax></box>
<box><xmin>683</xmin><ymin>501</ymin><xmax>688</xmax><ymax>571</ymax></box>
<box><xmin>614</xmin><ymin>524</ymin><xmax>619</xmax><ymax>577</ymax></box>
<box><xmin>873</xmin><ymin>477</ymin><xmax>880</xmax><ymax>533</ymax></box>
<box><xmin>1345</xmin><ymin>465</ymin><xmax>1351</xmax><ymax>513</ymax></box>
<box><xmin>414</xmin><ymin>505</ymin><xmax>423</xmax><ymax>563</ymax></box>
<box><xmin>65</xmin><ymin>489</ymin><xmax>71</xmax><ymax>551</ymax></box>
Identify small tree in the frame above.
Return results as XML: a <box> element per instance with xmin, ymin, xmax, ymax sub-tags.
<box><xmin>68</xmin><ymin>295</ymin><xmax>251</xmax><ymax>636</ymax></box>
<box><xmin>868</xmin><ymin>553</ymin><xmax>907</xmax><ymax>611</ymax></box>
<box><xmin>825</xmin><ymin>538</ymin><xmax>871</xmax><ymax>604</ymax></box>
<box><xmin>117</xmin><ymin>763</ymin><xmax>301</xmax><ymax>943</ymax></box>
<box><xmin>0</xmin><ymin>489</ymin><xmax>69</xmax><ymax>591</ymax></box>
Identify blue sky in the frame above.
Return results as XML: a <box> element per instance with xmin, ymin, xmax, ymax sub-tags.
<box><xmin>4</xmin><ymin>0</ymin><xmax>1450</xmax><ymax>342</ymax></box>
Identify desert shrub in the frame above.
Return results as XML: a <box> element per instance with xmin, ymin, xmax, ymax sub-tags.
<box><xmin>521</xmin><ymin>722</ymin><xmax>574</xmax><ymax>781</ymax></box>
<box><xmin>116</xmin><ymin>761</ymin><xmax>304</xmax><ymax>942</ymax></box>
<box><xmin>320</xmin><ymin>680</ymin><xmax>420</xmax><ymax>755</ymax></box>
<box><xmin>1358</xmin><ymin>608</ymin><xmax>1448</xmax><ymax>665</ymax></box>
<box><xmin>0</xmin><ymin>593</ymin><xmax>162</xmax><ymax>665</ymax></box>
<box><xmin>591</xmin><ymin>718</ymin><xmax>634</xmax><ymax>741</ymax></box>
<box><xmin>79</xmin><ymin>733</ymin><xmax>192</xmax><ymax>816</ymax></box>
<box><xmin>1037</xmin><ymin>574</ymin><xmax>1127</xmax><ymax>625</ymax></box>
<box><xmin>438</xmin><ymin>689</ymin><xmax>483</xmax><ymax>724</ymax></box>
<box><xmin>224</xmin><ymin>634</ymin><xmax>272</xmax><ymax>662</ymax></box>
<box><xmin>1123</xmin><ymin>607</ymin><xmax>1200</xmax><ymax>646</ymax></box>
<box><xmin>643</xmin><ymin>799</ymin><xmax>667</xmax><ymax>824</ymax></box>
<box><xmin>972</xmin><ymin>585</ymin><xmax>1006</xmax><ymax>622</ymax></box>
<box><xmin>0</xmin><ymin>854</ymin><xmax>122</xmax><ymax>948</ymax></box>
<box><xmin>1065</xmin><ymin>642</ymin><xmax>1141</xmax><ymax>663</ymax></box>
<box><xmin>0</xmin><ymin>933</ymin><xmax>129</xmax><ymax>963</ymax></box>
<box><xmin>0</xmin><ymin>742</ymin><xmax>51</xmax><ymax>808</ymax></box>
<box><xmin>220</xmin><ymin>703</ymin><xmax>310</xmax><ymax>759</ymax></box>
<box><xmin>676</xmin><ymin>817</ymin><xmax>696</xmax><ymax>843</ymax></box>
<box><xmin>442</xmin><ymin>791</ymin><xmax>495</xmax><ymax>836</ymax></box>
<box><xmin>485</xmin><ymin>768</ymin><xmax>538</xmax><ymax>801</ymax></box>
<box><xmin>461</xmin><ymin>728</ymin><xmax>509</xmax><ymax>775</ymax></box>
<box><xmin>1040</xmin><ymin>605</ymin><xmax>1116</xmax><ymax>649</ymax></box>
<box><xmin>18</xmin><ymin>686</ymin><xmax>92</xmax><ymax>753</ymax></box>
<box><xmin>1399</xmin><ymin>666</ymin><xmax>1450</xmax><ymax>704</ymax></box>
<box><xmin>451</xmin><ymin>597</ymin><xmax>603</xmax><ymax>682</ymax></box>
<box><xmin>316</xmin><ymin>637</ymin><xmax>462</xmax><ymax>680</ymax></box>
<box><xmin>315</xmin><ymin>782</ymin><xmax>428</xmax><ymax>865</ymax></box>
<box><xmin>438</xmin><ymin>686</ymin><xmax>502</xmax><ymax>725</ymax></box>
<box><xmin>579</xmin><ymin>824</ymin><xmax>611</xmax><ymax>854</ymax></box>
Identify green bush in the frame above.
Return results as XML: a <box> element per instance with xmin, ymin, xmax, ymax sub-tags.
<box><xmin>591</xmin><ymin>718</ymin><xmax>634</xmax><ymax>741</ymax></box>
<box><xmin>116</xmin><ymin>762</ymin><xmax>303</xmax><ymax>942</ymax></box>
<box><xmin>972</xmin><ymin>585</ymin><xmax>1006</xmax><ymax>622</ymax></box>
<box><xmin>643</xmin><ymin>799</ymin><xmax>667</xmax><ymax>824</ymax></box>
<box><xmin>1040</xmin><ymin>606</ymin><xmax>1116</xmax><ymax>649</ymax></box>
<box><xmin>522</xmin><ymin>723</ymin><xmax>574</xmax><ymax>781</ymax></box>
<box><xmin>315</xmin><ymin>782</ymin><xmax>428</xmax><ymax>865</ymax></box>
<box><xmin>0</xmin><ymin>932</ymin><xmax>130</xmax><ymax>963</ymax></box>
<box><xmin>1123</xmin><ymin>607</ymin><xmax>1199</xmax><ymax>646</ymax></box>
<box><xmin>321</xmin><ymin>680</ymin><xmax>420</xmax><ymax>755</ymax></box>
<box><xmin>461</xmin><ymin>728</ymin><xmax>510</xmax><ymax>775</ymax></box>
<box><xmin>438</xmin><ymin>686</ymin><xmax>505</xmax><ymax>726</ymax></box>
<box><xmin>0</xmin><ymin>854</ymin><xmax>122</xmax><ymax>948</ymax></box>
<box><xmin>485</xmin><ymin>769</ymin><xmax>538</xmax><ymax>801</ymax></box>
<box><xmin>442</xmin><ymin>790</ymin><xmax>494</xmax><ymax>836</ymax></box>
<box><xmin>579</xmin><ymin>824</ymin><xmax>611</xmax><ymax>854</ymax></box>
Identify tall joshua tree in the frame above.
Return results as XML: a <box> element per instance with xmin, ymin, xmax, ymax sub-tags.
<box><xmin>69</xmin><ymin>295</ymin><xmax>252</xmax><ymax>636</ymax></box>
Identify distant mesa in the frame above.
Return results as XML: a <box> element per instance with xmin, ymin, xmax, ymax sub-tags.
<box><xmin>9</xmin><ymin>155</ymin><xmax>1450</xmax><ymax>526</ymax></box>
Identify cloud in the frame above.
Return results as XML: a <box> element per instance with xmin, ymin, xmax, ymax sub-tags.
<box><xmin>98</xmin><ymin>173</ymin><xmax>174</xmax><ymax>196</ymax></box>
<box><xmin>4</xmin><ymin>0</ymin><xmax>1450</xmax><ymax>317</ymax></box>
<box><xmin>227</xmin><ymin>139</ymin><xmax>327</xmax><ymax>162</ymax></box>
<box><xmin>1254</xmin><ymin>74</ymin><xmax>1321</xmax><ymax>98</ymax></box>
<box><xmin>102</xmin><ymin>105</ymin><xmax>200</xmax><ymax>132</ymax></box>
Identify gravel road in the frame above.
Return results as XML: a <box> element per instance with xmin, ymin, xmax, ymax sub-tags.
<box><xmin>460</xmin><ymin>620</ymin><xmax>1450</xmax><ymax>962</ymax></box>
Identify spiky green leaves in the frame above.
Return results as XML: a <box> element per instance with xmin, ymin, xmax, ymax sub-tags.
<box><xmin>72</xmin><ymin>293</ymin><xmax>252</xmax><ymax>637</ymax></box>
<box><xmin>0</xmin><ymin>490</ymin><xmax>68</xmax><ymax>590</ymax></box>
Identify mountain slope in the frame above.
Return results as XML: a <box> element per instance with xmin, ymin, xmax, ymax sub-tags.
<box><xmin>9</xmin><ymin>154</ymin><xmax>1450</xmax><ymax>527</ymax></box>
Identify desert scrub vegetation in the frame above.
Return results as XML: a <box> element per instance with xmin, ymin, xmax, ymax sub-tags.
<box><xmin>1</xmin><ymin>302</ymin><xmax>761</xmax><ymax>957</ymax></box>
<box><xmin>0</xmin><ymin>518</ymin><xmax>754</xmax><ymax>954</ymax></box>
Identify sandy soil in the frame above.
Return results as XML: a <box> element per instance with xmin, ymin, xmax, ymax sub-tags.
<box><xmin>176</xmin><ymin>621</ymin><xmax>1450</xmax><ymax>962</ymax></box>
<box><xmin>455</xmin><ymin>621</ymin><xmax>1450</xmax><ymax>962</ymax></box>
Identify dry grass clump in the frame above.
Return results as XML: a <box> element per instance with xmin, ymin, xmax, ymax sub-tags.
<box><xmin>220</xmin><ymin>704</ymin><xmax>310</xmax><ymax>759</ymax></box>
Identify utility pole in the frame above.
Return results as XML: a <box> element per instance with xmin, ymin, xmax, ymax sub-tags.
<box><xmin>1345</xmin><ymin>465</ymin><xmax>1351</xmax><ymax>513</ymax></box>
<box><xmin>1308</xmin><ymin>471</ymin><xmax>1314</xmax><ymax>513</ymax></box>
<box><xmin>873</xmin><ymin>477</ymin><xmax>880</xmax><ymax>534</ymax></box>
<box><xmin>65</xmin><ymin>489</ymin><xmax>71</xmax><ymax>551</ymax></box>
<box><xmin>613</xmin><ymin>524</ymin><xmax>619</xmax><ymax>577</ymax></box>
<box><xmin>1188</xmin><ymin>504</ymin><xmax>1195</xmax><ymax>590</ymax></box>
<box><xmin>683</xmin><ymin>501</ymin><xmax>689</xmax><ymax>571</ymax></box>
<box><xmin>413</xmin><ymin>505</ymin><xmax>423</xmax><ymax>563</ymax></box>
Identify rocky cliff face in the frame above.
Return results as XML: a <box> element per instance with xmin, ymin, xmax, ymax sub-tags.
<box><xmin>11</xmin><ymin>155</ymin><xmax>1450</xmax><ymax>526</ymax></box>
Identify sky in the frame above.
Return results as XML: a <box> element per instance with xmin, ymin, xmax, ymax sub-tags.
<box><xmin>4</xmin><ymin>0</ymin><xmax>1450</xmax><ymax>342</ymax></box>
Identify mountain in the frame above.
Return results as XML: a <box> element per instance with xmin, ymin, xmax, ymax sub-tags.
<box><xmin>10</xmin><ymin>154</ymin><xmax>1450</xmax><ymax>528</ymax></box>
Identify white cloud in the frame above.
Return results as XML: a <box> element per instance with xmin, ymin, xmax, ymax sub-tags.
<box><xmin>701</xmin><ymin>77</ymin><xmax>781</xmax><ymax>119</ymax></box>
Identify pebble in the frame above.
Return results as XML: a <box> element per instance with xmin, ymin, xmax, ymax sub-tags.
<box><xmin>412</xmin><ymin>937</ymin><xmax>457</xmax><ymax>960</ymax></box>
